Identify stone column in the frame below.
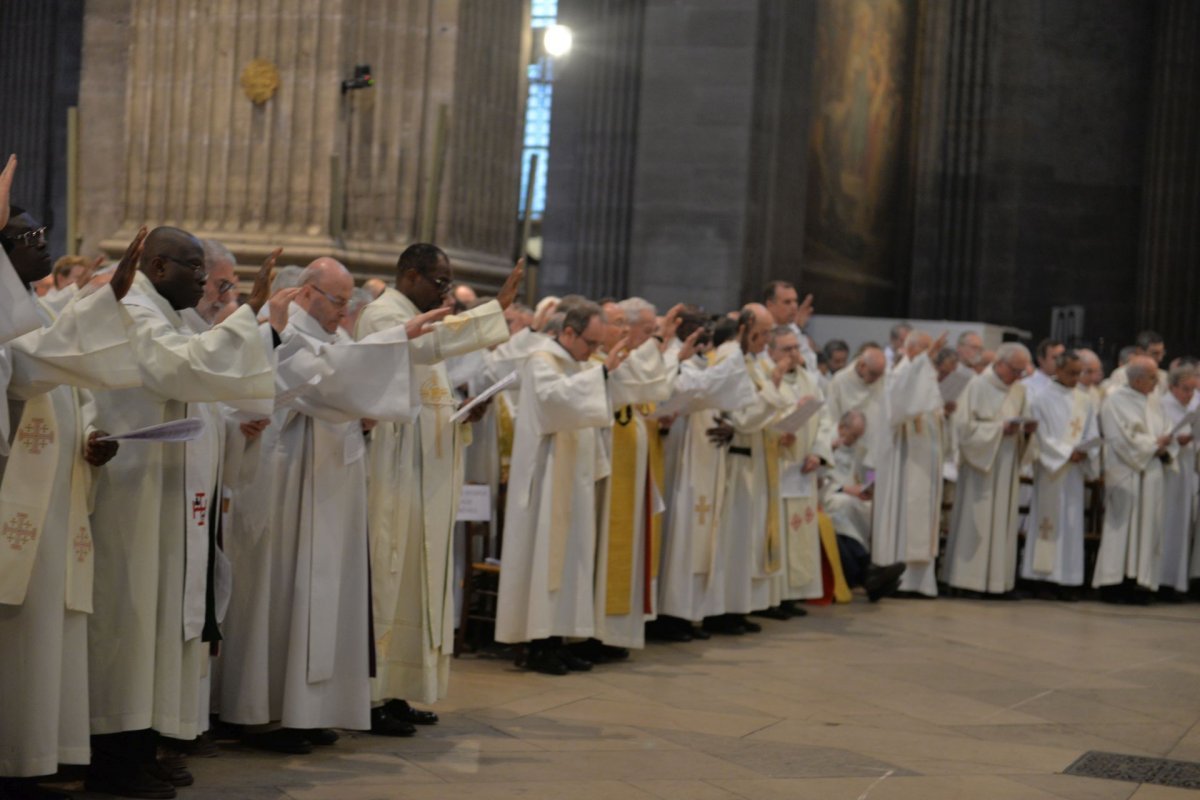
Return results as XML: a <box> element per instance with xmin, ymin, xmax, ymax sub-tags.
<box><xmin>1136</xmin><ymin>0</ymin><xmax>1200</xmax><ymax>355</ymax></box>
<box><xmin>78</xmin><ymin>0</ymin><xmax>525</xmax><ymax>287</ymax></box>
<box><xmin>539</xmin><ymin>0</ymin><xmax>647</xmax><ymax>300</ymax></box>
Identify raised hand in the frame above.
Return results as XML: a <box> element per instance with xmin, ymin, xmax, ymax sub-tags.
<box><xmin>605</xmin><ymin>335</ymin><xmax>631</xmax><ymax>373</ymax></box>
<box><xmin>928</xmin><ymin>330</ymin><xmax>950</xmax><ymax>359</ymax></box>
<box><xmin>247</xmin><ymin>247</ymin><xmax>282</xmax><ymax>314</ymax></box>
<box><xmin>268</xmin><ymin>286</ymin><xmax>301</xmax><ymax>333</ymax></box>
<box><xmin>659</xmin><ymin>303</ymin><xmax>685</xmax><ymax>344</ymax></box>
<box><xmin>677</xmin><ymin>327</ymin><xmax>703</xmax><ymax>362</ymax></box>
<box><xmin>0</xmin><ymin>155</ymin><xmax>15</xmax><ymax>230</ymax></box>
<box><xmin>406</xmin><ymin>305</ymin><xmax>452</xmax><ymax>339</ymax></box>
<box><xmin>796</xmin><ymin>293</ymin><xmax>815</xmax><ymax>329</ymax></box>
<box><xmin>109</xmin><ymin>226</ymin><xmax>148</xmax><ymax>301</ymax></box>
<box><xmin>75</xmin><ymin>254</ymin><xmax>108</xmax><ymax>290</ymax></box>
<box><xmin>497</xmin><ymin>258</ymin><xmax>525</xmax><ymax>310</ymax></box>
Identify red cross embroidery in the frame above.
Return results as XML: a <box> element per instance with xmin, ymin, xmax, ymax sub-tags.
<box><xmin>73</xmin><ymin>527</ymin><xmax>93</xmax><ymax>563</ymax></box>
<box><xmin>17</xmin><ymin>418</ymin><xmax>54</xmax><ymax>454</ymax></box>
<box><xmin>3</xmin><ymin>512</ymin><xmax>37</xmax><ymax>551</ymax></box>
<box><xmin>192</xmin><ymin>492</ymin><xmax>208</xmax><ymax>528</ymax></box>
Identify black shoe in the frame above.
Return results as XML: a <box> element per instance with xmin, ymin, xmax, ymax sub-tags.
<box><xmin>779</xmin><ymin>600</ymin><xmax>808</xmax><ymax>618</ymax></box>
<box><xmin>146</xmin><ymin>760</ymin><xmax>193</xmax><ymax>788</ymax></box>
<box><xmin>569</xmin><ymin>639</ymin><xmax>630</xmax><ymax>663</ymax></box>
<box><xmin>555</xmin><ymin>647</ymin><xmax>594</xmax><ymax>672</ymax></box>
<box><xmin>0</xmin><ymin>779</ymin><xmax>73</xmax><ymax>800</ymax></box>
<box><xmin>869</xmin><ymin>576</ymin><xmax>904</xmax><ymax>603</ymax></box>
<box><xmin>1055</xmin><ymin>587</ymin><xmax>1081</xmax><ymax>602</ymax></box>
<box><xmin>85</xmin><ymin>763</ymin><xmax>178</xmax><ymax>799</ymax></box>
<box><xmin>864</xmin><ymin>563</ymin><xmax>906</xmax><ymax>597</ymax></box>
<box><xmin>302</xmin><ymin>728</ymin><xmax>341</xmax><ymax>745</ymax></box>
<box><xmin>383</xmin><ymin>700</ymin><xmax>439</xmax><ymax>726</ymax></box>
<box><xmin>161</xmin><ymin>731</ymin><xmax>218</xmax><ymax>758</ymax></box>
<box><xmin>750</xmin><ymin>606</ymin><xmax>790</xmax><ymax>621</ymax></box>
<box><xmin>523</xmin><ymin>648</ymin><xmax>569</xmax><ymax>676</ymax></box>
<box><xmin>1158</xmin><ymin>588</ymin><xmax>1185</xmax><ymax>604</ymax></box>
<box><xmin>369</xmin><ymin>707</ymin><xmax>417</xmax><ymax>737</ymax></box>
<box><xmin>702</xmin><ymin>616</ymin><xmax>745</xmax><ymax>635</ymax></box>
<box><xmin>688</xmin><ymin>625</ymin><xmax>711</xmax><ymax>639</ymax></box>
<box><xmin>736</xmin><ymin>616</ymin><xmax>762</xmax><ymax>633</ymax></box>
<box><xmin>242</xmin><ymin>728</ymin><xmax>314</xmax><ymax>754</ymax></box>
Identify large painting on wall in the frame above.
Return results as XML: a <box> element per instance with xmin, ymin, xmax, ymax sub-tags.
<box><xmin>804</xmin><ymin>0</ymin><xmax>915</xmax><ymax>293</ymax></box>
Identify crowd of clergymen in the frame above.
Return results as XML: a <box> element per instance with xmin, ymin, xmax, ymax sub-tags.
<box><xmin>1</xmin><ymin>160</ymin><xmax>1197</xmax><ymax>798</ymax></box>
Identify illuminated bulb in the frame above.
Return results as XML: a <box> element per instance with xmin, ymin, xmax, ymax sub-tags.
<box><xmin>544</xmin><ymin>24</ymin><xmax>573</xmax><ymax>57</ymax></box>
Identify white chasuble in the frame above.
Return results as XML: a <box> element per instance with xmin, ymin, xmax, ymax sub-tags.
<box><xmin>942</xmin><ymin>368</ymin><xmax>1037</xmax><ymax>594</ymax></box>
<box><xmin>496</xmin><ymin>340</ymin><xmax>612</xmax><ymax>644</ymax></box>
<box><xmin>1094</xmin><ymin>386</ymin><xmax>1169</xmax><ymax>590</ymax></box>
<box><xmin>88</xmin><ymin>272</ymin><xmax>273</xmax><ymax>739</ymax></box>
<box><xmin>1019</xmin><ymin>382</ymin><xmax>1097</xmax><ymax>586</ymax></box>
<box><xmin>658</xmin><ymin>345</ymin><xmax>756</xmax><ymax>622</ymax></box>
<box><xmin>1160</xmin><ymin>391</ymin><xmax>1197</xmax><ymax>592</ymax></box>
<box><xmin>871</xmin><ymin>355</ymin><xmax>947</xmax><ymax>597</ymax></box>
<box><xmin>218</xmin><ymin>304</ymin><xmax>414</xmax><ymax>730</ymax></box>
<box><xmin>0</xmin><ymin>287</ymin><xmax>139</xmax><ymax>777</ymax></box>
<box><xmin>355</xmin><ymin>289</ymin><xmax>508</xmax><ymax>705</ymax></box>
<box><xmin>704</xmin><ymin>352</ymin><xmax>792</xmax><ymax>617</ymax></box>
<box><xmin>772</xmin><ymin>365</ymin><xmax>834</xmax><ymax>603</ymax></box>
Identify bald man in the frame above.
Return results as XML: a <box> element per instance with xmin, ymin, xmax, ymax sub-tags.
<box><xmin>219</xmin><ymin>257</ymin><xmax>445</xmax><ymax>751</ymax></box>
<box><xmin>825</xmin><ymin>345</ymin><xmax>887</xmax><ymax>469</ymax></box>
<box><xmin>86</xmin><ymin>226</ymin><xmax>277</xmax><ymax>796</ymax></box>
<box><xmin>1094</xmin><ymin>356</ymin><xmax>1173</xmax><ymax>603</ymax></box>
<box><xmin>942</xmin><ymin>343</ymin><xmax>1038</xmax><ymax>596</ymax></box>
<box><xmin>700</xmin><ymin>304</ymin><xmax>793</xmax><ymax>634</ymax></box>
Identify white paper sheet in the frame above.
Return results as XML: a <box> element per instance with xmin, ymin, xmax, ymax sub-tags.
<box><xmin>449</xmin><ymin>371</ymin><xmax>518</xmax><ymax>425</ymax></box>
<box><xmin>457</xmin><ymin>483</ymin><xmax>493</xmax><ymax>522</ymax></box>
<box><xmin>1075</xmin><ymin>436</ymin><xmax>1103</xmax><ymax>452</ymax></box>
<box><xmin>98</xmin><ymin>417</ymin><xmax>206</xmax><ymax>443</ymax></box>
<box><xmin>1170</xmin><ymin>410</ymin><xmax>1200</xmax><ymax>437</ymax></box>
<box><xmin>774</xmin><ymin>396</ymin><xmax>825</xmax><ymax>434</ymax></box>
<box><xmin>939</xmin><ymin>366</ymin><xmax>974</xmax><ymax>403</ymax></box>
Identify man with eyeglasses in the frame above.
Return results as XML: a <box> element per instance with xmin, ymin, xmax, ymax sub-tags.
<box><xmin>85</xmin><ymin>226</ymin><xmax>279</xmax><ymax>798</ymax></box>
<box><xmin>218</xmin><ymin>256</ymin><xmax>448</xmax><ymax>756</ymax></box>
<box><xmin>496</xmin><ymin>301</ymin><xmax>631</xmax><ymax>674</ymax></box>
<box><xmin>356</xmin><ymin>243</ymin><xmax>522</xmax><ymax>733</ymax></box>
<box><xmin>0</xmin><ymin>196</ymin><xmax>145</xmax><ymax>799</ymax></box>
<box><xmin>943</xmin><ymin>343</ymin><xmax>1039</xmax><ymax>598</ymax></box>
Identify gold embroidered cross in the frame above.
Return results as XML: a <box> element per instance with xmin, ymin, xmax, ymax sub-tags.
<box><xmin>3</xmin><ymin>512</ymin><xmax>36</xmax><ymax>551</ymax></box>
<box><xmin>1038</xmin><ymin>516</ymin><xmax>1054</xmax><ymax>541</ymax></box>
<box><xmin>789</xmin><ymin>512</ymin><xmax>804</xmax><ymax>531</ymax></box>
<box><xmin>18</xmin><ymin>418</ymin><xmax>54</xmax><ymax>454</ymax></box>
<box><xmin>421</xmin><ymin>376</ymin><xmax>453</xmax><ymax>458</ymax></box>
<box><xmin>1069</xmin><ymin>417</ymin><xmax>1083</xmax><ymax>437</ymax></box>
<box><xmin>694</xmin><ymin>495</ymin><xmax>712</xmax><ymax>525</ymax></box>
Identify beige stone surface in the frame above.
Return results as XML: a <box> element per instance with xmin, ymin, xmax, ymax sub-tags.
<box><xmin>55</xmin><ymin>597</ymin><xmax>1200</xmax><ymax>799</ymax></box>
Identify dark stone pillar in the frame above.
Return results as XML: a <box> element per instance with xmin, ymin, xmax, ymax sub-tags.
<box><xmin>1136</xmin><ymin>0</ymin><xmax>1200</xmax><ymax>356</ymax></box>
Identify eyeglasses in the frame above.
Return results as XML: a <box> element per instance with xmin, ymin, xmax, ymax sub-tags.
<box><xmin>422</xmin><ymin>273</ymin><xmax>452</xmax><ymax>295</ymax></box>
<box><xmin>216</xmin><ymin>280</ymin><xmax>237</xmax><ymax>295</ymax></box>
<box><xmin>10</xmin><ymin>226</ymin><xmax>46</xmax><ymax>248</ymax></box>
<box><xmin>312</xmin><ymin>284</ymin><xmax>349</xmax><ymax>309</ymax></box>
<box><xmin>162</xmin><ymin>254</ymin><xmax>205</xmax><ymax>273</ymax></box>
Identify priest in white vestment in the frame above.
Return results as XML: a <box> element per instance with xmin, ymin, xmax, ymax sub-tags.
<box><xmin>870</xmin><ymin>331</ymin><xmax>954</xmax><ymax>597</ymax></box>
<box><xmin>496</xmin><ymin>301</ymin><xmax>622</xmax><ymax>675</ymax></box>
<box><xmin>0</xmin><ymin>218</ymin><xmax>140</xmax><ymax>793</ymax></box>
<box><xmin>1022</xmin><ymin>339</ymin><xmax>1064</xmax><ymax>399</ymax></box>
<box><xmin>825</xmin><ymin>346</ymin><xmax>887</xmax><ymax>469</ymax></box>
<box><xmin>356</xmin><ymin>245</ymin><xmax>514</xmax><ymax>734</ymax></box>
<box><xmin>655</xmin><ymin>317</ymin><xmax>756</xmax><ymax>640</ymax></box>
<box><xmin>763</xmin><ymin>280</ymin><xmax>820</xmax><ymax>381</ymax></box>
<box><xmin>701</xmin><ymin>305</ymin><xmax>792</xmax><ymax>634</ymax></box>
<box><xmin>942</xmin><ymin>344</ymin><xmax>1038</xmax><ymax>596</ymax></box>
<box><xmin>1094</xmin><ymin>357</ymin><xmax>1174</xmax><ymax>602</ymax></box>
<box><xmin>764</xmin><ymin>327</ymin><xmax>833</xmax><ymax>612</ymax></box>
<box><xmin>219</xmin><ymin>259</ymin><xmax>441</xmax><ymax>752</ymax></box>
<box><xmin>820</xmin><ymin>411</ymin><xmax>876</xmax><ymax>579</ymax></box>
<box><xmin>1157</xmin><ymin>365</ymin><xmax>1198</xmax><ymax>595</ymax></box>
<box><xmin>86</xmin><ymin>228</ymin><xmax>276</xmax><ymax>796</ymax></box>
<box><xmin>1019</xmin><ymin>351</ymin><xmax>1100</xmax><ymax>594</ymax></box>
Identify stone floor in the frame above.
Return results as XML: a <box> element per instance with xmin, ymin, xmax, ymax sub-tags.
<box><xmin>77</xmin><ymin>597</ymin><xmax>1200</xmax><ymax>799</ymax></box>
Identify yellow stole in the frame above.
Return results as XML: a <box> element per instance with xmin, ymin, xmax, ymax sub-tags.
<box><xmin>496</xmin><ymin>392</ymin><xmax>514</xmax><ymax>485</ymax></box>
<box><xmin>642</xmin><ymin>405</ymin><xmax>665</xmax><ymax>580</ymax></box>
<box><xmin>763</xmin><ymin>431</ymin><xmax>782</xmax><ymax>574</ymax></box>
<box><xmin>817</xmin><ymin>511</ymin><xmax>853</xmax><ymax>603</ymax></box>
<box><xmin>605</xmin><ymin>405</ymin><xmax>640</xmax><ymax>615</ymax></box>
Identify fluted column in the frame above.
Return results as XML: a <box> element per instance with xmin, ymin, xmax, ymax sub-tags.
<box><xmin>78</xmin><ymin>0</ymin><xmax>525</xmax><ymax>287</ymax></box>
<box><xmin>907</xmin><ymin>0</ymin><xmax>994</xmax><ymax>321</ymax></box>
<box><xmin>1136</xmin><ymin>0</ymin><xmax>1200</xmax><ymax>354</ymax></box>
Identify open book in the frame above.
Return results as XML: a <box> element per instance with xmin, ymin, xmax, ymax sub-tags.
<box><xmin>939</xmin><ymin>366</ymin><xmax>973</xmax><ymax>404</ymax></box>
<box><xmin>774</xmin><ymin>396</ymin><xmax>824</xmax><ymax>434</ymax></box>
<box><xmin>449</xmin><ymin>371</ymin><xmax>518</xmax><ymax>425</ymax></box>
<box><xmin>98</xmin><ymin>418</ymin><xmax>206</xmax><ymax>443</ymax></box>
